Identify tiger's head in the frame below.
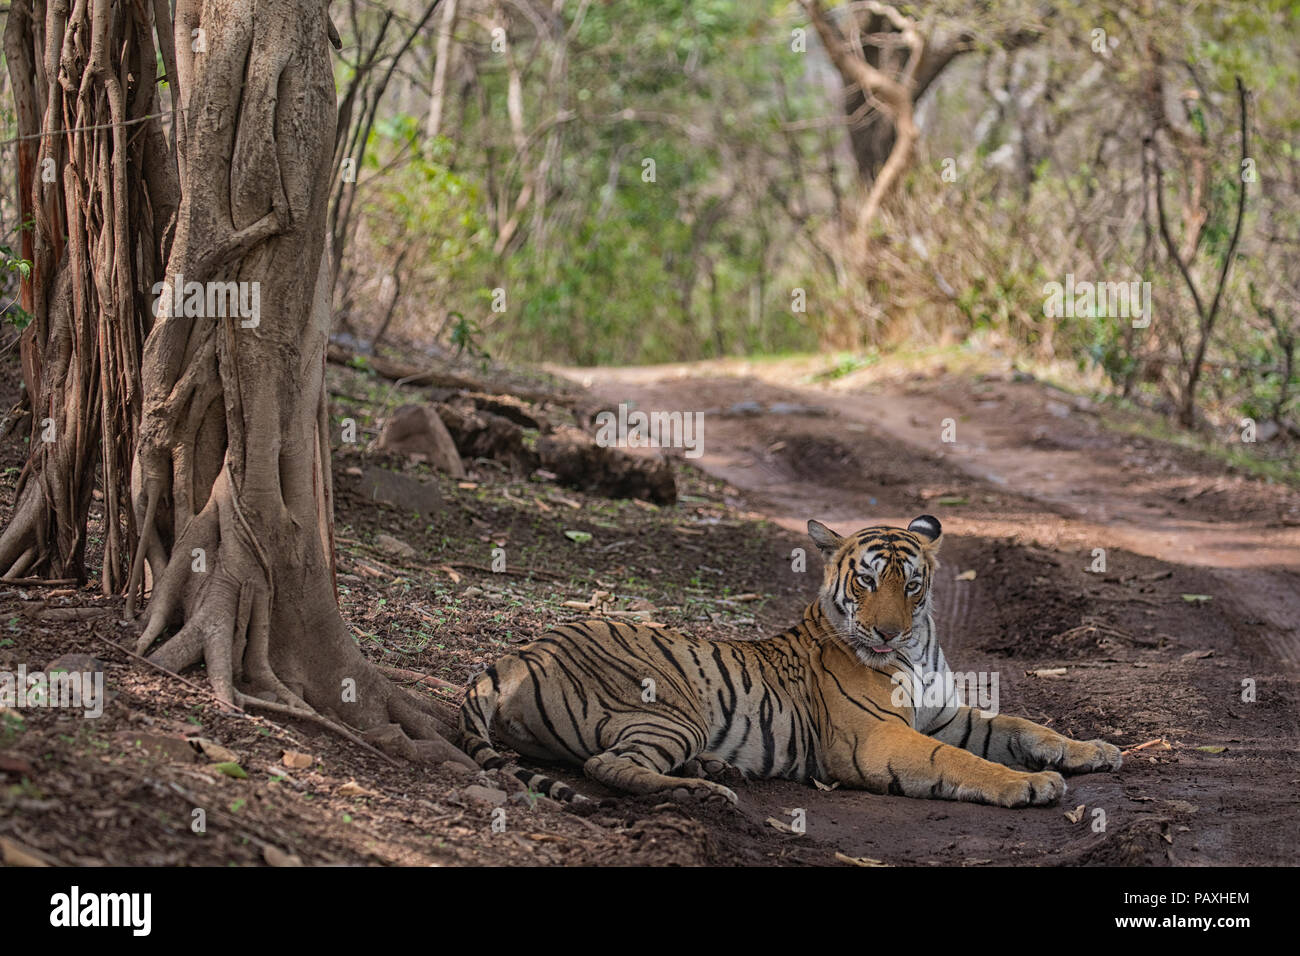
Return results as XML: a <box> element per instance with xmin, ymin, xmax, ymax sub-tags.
<box><xmin>807</xmin><ymin>515</ymin><xmax>943</xmax><ymax>668</ymax></box>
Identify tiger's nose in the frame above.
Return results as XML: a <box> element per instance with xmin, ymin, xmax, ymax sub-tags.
<box><xmin>874</xmin><ymin>627</ymin><xmax>902</xmax><ymax>642</ymax></box>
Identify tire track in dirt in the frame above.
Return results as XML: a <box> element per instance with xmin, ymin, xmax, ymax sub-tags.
<box><xmin>571</xmin><ymin>364</ymin><xmax>1300</xmax><ymax>670</ymax></box>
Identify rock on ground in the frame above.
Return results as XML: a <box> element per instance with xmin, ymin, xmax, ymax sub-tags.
<box><xmin>374</xmin><ymin>404</ymin><xmax>466</xmax><ymax>477</ymax></box>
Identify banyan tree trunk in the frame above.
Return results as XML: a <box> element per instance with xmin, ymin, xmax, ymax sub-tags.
<box><xmin>129</xmin><ymin>0</ymin><xmax>467</xmax><ymax>761</ymax></box>
<box><xmin>0</xmin><ymin>0</ymin><xmax>174</xmax><ymax>591</ymax></box>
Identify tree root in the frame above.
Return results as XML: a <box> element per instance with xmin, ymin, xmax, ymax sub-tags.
<box><xmin>129</xmin><ymin>463</ymin><xmax>473</xmax><ymax>767</ymax></box>
<box><xmin>234</xmin><ymin>694</ymin><xmax>399</xmax><ymax>766</ymax></box>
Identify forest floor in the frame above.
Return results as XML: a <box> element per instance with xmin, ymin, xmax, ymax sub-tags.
<box><xmin>1</xmin><ymin>348</ymin><xmax>1297</xmax><ymax>866</ymax></box>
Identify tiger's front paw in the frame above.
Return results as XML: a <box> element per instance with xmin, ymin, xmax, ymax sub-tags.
<box><xmin>999</xmin><ymin>771</ymin><xmax>1065</xmax><ymax>808</ymax></box>
<box><xmin>1059</xmin><ymin>739</ymin><xmax>1123</xmax><ymax>774</ymax></box>
<box><xmin>670</xmin><ymin>779</ymin><xmax>739</xmax><ymax>807</ymax></box>
<box><xmin>678</xmin><ymin>755</ymin><xmax>737</xmax><ymax>781</ymax></box>
<box><xmin>1084</xmin><ymin>739</ymin><xmax>1123</xmax><ymax>771</ymax></box>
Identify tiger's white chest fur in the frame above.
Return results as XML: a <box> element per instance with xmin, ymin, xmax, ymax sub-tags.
<box><xmin>867</xmin><ymin>611</ymin><xmax>967</xmax><ymax>733</ymax></box>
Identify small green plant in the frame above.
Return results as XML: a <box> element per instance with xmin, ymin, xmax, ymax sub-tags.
<box><xmin>1</xmin><ymin>243</ymin><xmax>33</xmax><ymax>330</ymax></box>
<box><xmin>449</xmin><ymin>311</ymin><xmax>489</xmax><ymax>361</ymax></box>
<box><xmin>0</xmin><ymin>710</ymin><xmax>26</xmax><ymax>746</ymax></box>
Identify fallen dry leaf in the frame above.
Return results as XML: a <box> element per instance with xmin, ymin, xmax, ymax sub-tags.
<box><xmin>263</xmin><ymin>845</ymin><xmax>303</xmax><ymax>867</ymax></box>
<box><xmin>338</xmin><ymin>779</ymin><xmax>379</xmax><ymax>797</ymax></box>
<box><xmin>191</xmin><ymin>737</ymin><xmax>238</xmax><ymax>763</ymax></box>
<box><xmin>1</xmin><ymin>836</ymin><xmax>53</xmax><ymax>867</ymax></box>
<box><xmin>835</xmin><ymin>852</ymin><xmax>889</xmax><ymax>867</ymax></box>
<box><xmin>1026</xmin><ymin>667</ymin><xmax>1068</xmax><ymax>678</ymax></box>
<box><xmin>765</xmin><ymin>816</ymin><xmax>802</xmax><ymax>835</ymax></box>
<box><xmin>0</xmin><ymin>753</ymin><xmax>34</xmax><ymax>775</ymax></box>
<box><xmin>1064</xmin><ymin>804</ymin><xmax>1086</xmax><ymax>823</ymax></box>
<box><xmin>955</xmin><ymin>569</ymin><xmax>977</xmax><ymax>581</ymax></box>
<box><xmin>281</xmin><ymin>750</ymin><xmax>314</xmax><ymax>769</ymax></box>
<box><xmin>1121</xmin><ymin>738</ymin><xmax>1171</xmax><ymax>756</ymax></box>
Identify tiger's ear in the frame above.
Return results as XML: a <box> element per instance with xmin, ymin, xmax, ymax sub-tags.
<box><xmin>908</xmin><ymin>514</ymin><xmax>942</xmax><ymax>551</ymax></box>
<box><xmin>807</xmin><ymin>519</ymin><xmax>844</xmax><ymax>556</ymax></box>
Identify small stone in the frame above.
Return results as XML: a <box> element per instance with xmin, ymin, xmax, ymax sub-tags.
<box><xmin>768</xmin><ymin>402</ymin><xmax>828</xmax><ymax>416</ymax></box>
<box><xmin>357</xmin><ymin>466</ymin><xmax>444</xmax><ymax>519</ymax></box>
<box><xmin>374</xmin><ymin>533</ymin><xmax>417</xmax><ymax>559</ymax></box>
<box><xmin>494</xmin><ymin>770</ymin><xmax>526</xmax><ymax>794</ymax></box>
<box><xmin>460</xmin><ymin>785</ymin><xmax>508</xmax><ymax>807</ymax></box>
<box><xmin>263</xmin><ymin>845</ymin><xmax>303</xmax><ymax>867</ymax></box>
<box><xmin>374</xmin><ymin>404</ymin><xmax>465</xmax><ymax>476</ymax></box>
<box><xmin>44</xmin><ymin>653</ymin><xmax>104</xmax><ymax>675</ymax></box>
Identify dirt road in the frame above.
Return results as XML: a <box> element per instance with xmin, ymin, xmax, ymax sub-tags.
<box><xmin>5</xmin><ymin>353</ymin><xmax>1295</xmax><ymax>867</ymax></box>
<box><xmin>567</xmin><ymin>361</ymin><xmax>1300</xmax><ymax>865</ymax></box>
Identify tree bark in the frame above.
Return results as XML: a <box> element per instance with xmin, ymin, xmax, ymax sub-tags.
<box><xmin>0</xmin><ymin>0</ymin><xmax>173</xmax><ymax>590</ymax></box>
<box><xmin>425</xmin><ymin>0</ymin><xmax>461</xmax><ymax>141</ymax></box>
<box><xmin>129</xmin><ymin>0</ymin><xmax>467</xmax><ymax>763</ymax></box>
<box><xmin>801</xmin><ymin>0</ymin><xmax>921</xmax><ymax>241</ymax></box>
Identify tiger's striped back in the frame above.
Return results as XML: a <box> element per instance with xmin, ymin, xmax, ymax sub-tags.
<box><xmin>461</xmin><ymin>618</ymin><xmax>829</xmax><ymax>799</ymax></box>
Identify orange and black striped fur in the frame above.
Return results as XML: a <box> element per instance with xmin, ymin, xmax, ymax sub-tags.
<box><xmin>460</xmin><ymin>516</ymin><xmax>1121</xmax><ymax>807</ymax></box>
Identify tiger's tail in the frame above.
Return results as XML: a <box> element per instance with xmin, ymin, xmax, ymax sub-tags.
<box><xmin>459</xmin><ymin>665</ymin><xmax>591</xmax><ymax>804</ymax></box>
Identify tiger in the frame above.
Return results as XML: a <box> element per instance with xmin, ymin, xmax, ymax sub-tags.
<box><xmin>459</xmin><ymin>515</ymin><xmax>1122</xmax><ymax>808</ymax></box>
